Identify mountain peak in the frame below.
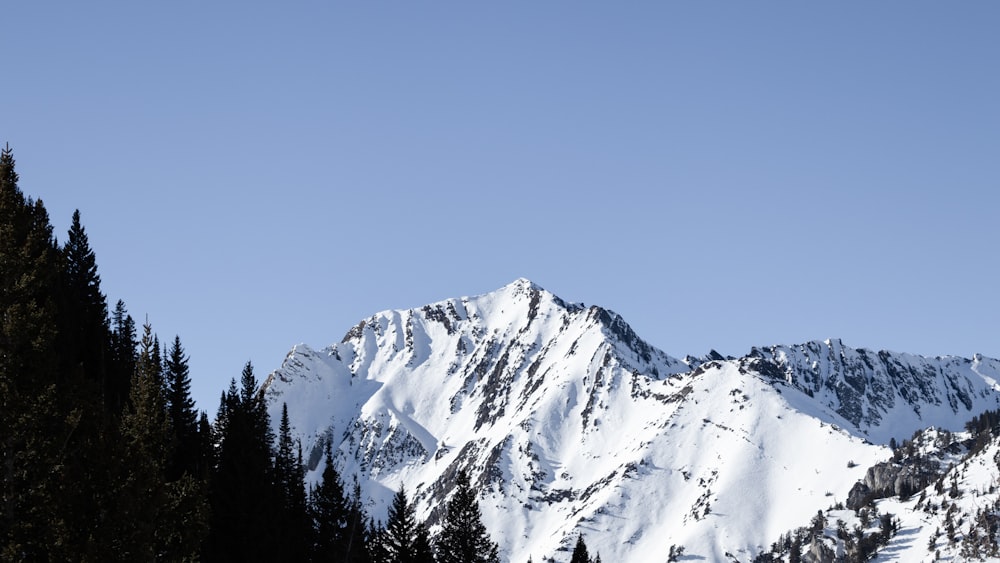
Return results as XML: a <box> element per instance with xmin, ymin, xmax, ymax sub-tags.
<box><xmin>261</xmin><ymin>282</ymin><xmax>1000</xmax><ymax>562</ymax></box>
<box><xmin>505</xmin><ymin>277</ymin><xmax>539</xmax><ymax>291</ymax></box>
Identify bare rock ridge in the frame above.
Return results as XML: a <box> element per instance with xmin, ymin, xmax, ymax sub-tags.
<box><xmin>261</xmin><ymin>279</ymin><xmax>1000</xmax><ymax>562</ymax></box>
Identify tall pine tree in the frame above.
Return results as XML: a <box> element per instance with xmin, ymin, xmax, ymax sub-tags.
<box><xmin>569</xmin><ymin>534</ymin><xmax>590</xmax><ymax>563</ymax></box>
<box><xmin>383</xmin><ymin>486</ymin><xmax>435</xmax><ymax>563</ymax></box>
<box><xmin>275</xmin><ymin>403</ymin><xmax>309</xmax><ymax>561</ymax></box>
<box><xmin>311</xmin><ymin>440</ymin><xmax>349</xmax><ymax>562</ymax></box>
<box><xmin>0</xmin><ymin>142</ymin><xmax>72</xmax><ymax>559</ymax></box>
<box><xmin>435</xmin><ymin>470</ymin><xmax>500</xmax><ymax>563</ymax></box>
<box><xmin>206</xmin><ymin>362</ymin><xmax>282</xmax><ymax>562</ymax></box>
<box><xmin>58</xmin><ymin>209</ymin><xmax>109</xmax><ymax>388</ymax></box>
<box><xmin>165</xmin><ymin>335</ymin><xmax>199</xmax><ymax>479</ymax></box>
<box><xmin>108</xmin><ymin>299</ymin><xmax>137</xmax><ymax>414</ymax></box>
<box><xmin>116</xmin><ymin>321</ymin><xmax>206</xmax><ymax>560</ymax></box>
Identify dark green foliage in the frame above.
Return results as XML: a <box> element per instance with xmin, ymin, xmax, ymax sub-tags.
<box><xmin>435</xmin><ymin>470</ymin><xmax>500</xmax><ymax>563</ymax></box>
<box><xmin>115</xmin><ymin>322</ymin><xmax>206</xmax><ymax>560</ymax></box>
<box><xmin>311</xmin><ymin>441</ymin><xmax>349</xmax><ymax>561</ymax></box>
<box><xmin>109</xmin><ymin>299</ymin><xmax>137</xmax><ymax>414</ymax></box>
<box><xmin>197</xmin><ymin>410</ymin><xmax>214</xmax><ymax>477</ymax></box>
<box><xmin>569</xmin><ymin>534</ymin><xmax>590</xmax><ymax>563</ymax></box>
<box><xmin>57</xmin><ymin>209</ymin><xmax>109</xmax><ymax>389</ymax></box>
<box><xmin>965</xmin><ymin>409</ymin><xmax>1000</xmax><ymax>435</ymax></box>
<box><xmin>275</xmin><ymin>403</ymin><xmax>310</xmax><ymax>561</ymax></box>
<box><xmin>343</xmin><ymin>477</ymin><xmax>374</xmax><ymax>563</ymax></box>
<box><xmin>165</xmin><ymin>335</ymin><xmax>201</xmax><ymax>479</ymax></box>
<box><xmin>369</xmin><ymin>520</ymin><xmax>392</xmax><ymax>563</ymax></box>
<box><xmin>206</xmin><ymin>362</ymin><xmax>283</xmax><ymax>562</ymax></box>
<box><xmin>0</xmin><ymin>143</ymin><xmax>73</xmax><ymax>559</ymax></box>
<box><xmin>788</xmin><ymin>536</ymin><xmax>801</xmax><ymax>563</ymax></box>
<box><xmin>382</xmin><ymin>486</ymin><xmax>435</xmax><ymax>563</ymax></box>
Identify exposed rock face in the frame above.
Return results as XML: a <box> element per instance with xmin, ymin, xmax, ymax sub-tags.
<box><xmin>742</xmin><ymin>339</ymin><xmax>1000</xmax><ymax>443</ymax></box>
<box><xmin>845</xmin><ymin>427</ymin><xmax>961</xmax><ymax>510</ymax></box>
<box><xmin>846</xmin><ymin>461</ymin><xmax>937</xmax><ymax>510</ymax></box>
<box><xmin>803</xmin><ymin>537</ymin><xmax>836</xmax><ymax>563</ymax></box>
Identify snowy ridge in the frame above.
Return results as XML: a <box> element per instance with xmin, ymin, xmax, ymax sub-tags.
<box><xmin>261</xmin><ymin>280</ymin><xmax>1000</xmax><ymax>562</ymax></box>
<box><xmin>742</xmin><ymin>340</ymin><xmax>1000</xmax><ymax>444</ymax></box>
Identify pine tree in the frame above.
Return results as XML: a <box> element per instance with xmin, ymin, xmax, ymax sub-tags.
<box><xmin>109</xmin><ymin>299</ymin><xmax>137</xmax><ymax>414</ymax></box>
<box><xmin>165</xmin><ymin>335</ymin><xmax>199</xmax><ymax>479</ymax></box>
<box><xmin>116</xmin><ymin>322</ymin><xmax>173</xmax><ymax>558</ymax></box>
<box><xmin>114</xmin><ymin>321</ymin><xmax>207</xmax><ymax>560</ymax></box>
<box><xmin>345</xmin><ymin>477</ymin><xmax>373</xmax><ymax>563</ymax></box>
<box><xmin>369</xmin><ymin>521</ymin><xmax>392</xmax><ymax>563</ymax></box>
<box><xmin>384</xmin><ymin>486</ymin><xmax>435</xmax><ymax>563</ymax></box>
<box><xmin>58</xmin><ymin>209</ymin><xmax>109</xmax><ymax>387</ymax></box>
<box><xmin>51</xmin><ymin>208</ymin><xmax>124</xmax><ymax>558</ymax></box>
<box><xmin>413</xmin><ymin>522</ymin><xmax>435</xmax><ymax>563</ymax></box>
<box><xmin>275</xmin><ymin>403</ymin><xmax>309</xmax><ymax>561</ymax></box>
<box><xmin>435</xmin><ymin>470</ymin><xmax>500</xmax><ymax>563</ymax></box>
<box><xmin>206</xmin><ymin>362</ymin><xmax>282</xmax><ymax>562</ymax></box>
<box><xmin>151</xmin><ymin>332</ymin><xmax>164</xmax><ymax>398</ymax></box>
<box><xmin>0</xmin><ymin>143</ymin><xmax>72</xmax><ymax>559</ymax></box>
<box><xmin>197</xmin><ymin>410</ymin><xmax>214</xmax><ymax>478</ymax></box>
<box><xmin>311</xmin><ymin>441</ymin><xmax>349</xmax><ymax>561</ymax></box>
<box><xmin>569</xmin><ymin>535</ymin><xmax>590</xmax><ymax>563</ymax></box>
<box><xmin>789</xmin><ymin>536</ymin><xmax>802</xmax><ymax>563</ymax></box>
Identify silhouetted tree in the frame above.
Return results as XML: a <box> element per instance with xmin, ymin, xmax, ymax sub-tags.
<box><xmin>570</xmin><ymin>535</ymin><xmax>590</xmax><ymax>563</ymax></box>
<box><xmin>165</xmin><ymin>335</ymin><xmax>199</xmax><ymax>479</ymax></box>
<box><xmin>206</xmin><ymin>362</ymin><xmax>281</xmax><ymax>561</ymax></box>
<box><xmin>384</xmin><ymin>486</ymin><xmax>435</xmax><ymax>563</ymax></box>
<box><xmin>0</xmin><ymin>142</ymin><xmax>71</xmax><ymax>559</ymax></box>
<box><xmin>435</xmin><ymin>470</ymin><xmax>499</xmax><ymax>563</ymax></box>
<box><xmin>275</xmin><ymin>403</ymin><xmax>309</xmax><ymax>561</ymax></box>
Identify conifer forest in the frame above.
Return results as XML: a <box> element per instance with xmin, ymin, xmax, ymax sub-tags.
<box><xmin>0</xmin><ymin>144</ymin><xmax>549</xmax><ymax>562</ymax></box>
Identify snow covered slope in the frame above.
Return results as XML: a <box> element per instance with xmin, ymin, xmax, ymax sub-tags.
<box><xmin>261</xmin><ymin>279</ymin><xmax>1000</xmax><ymax>562</ymax></box>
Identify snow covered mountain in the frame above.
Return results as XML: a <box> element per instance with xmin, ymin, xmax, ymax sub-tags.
<box><xmin>261</xmin><ymin>279</ymin><xmax>1000</xmax><ymax>562</ymax></box>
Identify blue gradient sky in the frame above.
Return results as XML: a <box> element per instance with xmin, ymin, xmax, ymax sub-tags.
<box><xmin>3</xmin><ymin>3</ymin><xmax>998</xmax><ymax>412</ymax></box>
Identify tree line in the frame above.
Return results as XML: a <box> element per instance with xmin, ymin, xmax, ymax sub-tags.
<box><xmin>0</xmin><ymin>144</ymin><xmax>505</xmax><ymax>562</ymax></box>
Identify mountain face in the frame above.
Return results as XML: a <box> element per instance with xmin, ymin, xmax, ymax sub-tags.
<box><xmin>261</xmin><ymin>279</ymin><xmax>1000</xmax><ymax>562</ymax></box>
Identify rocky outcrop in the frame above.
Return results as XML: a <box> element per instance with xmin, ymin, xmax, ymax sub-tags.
<box><xmin>846</xmin><ymin>458</ymin><xmax>942</xmax><ymax>510</ymax></box>
<box><xmin>802</xmin><ymin>537</ymin><xmax>836</xmax><ymax>563</ymax></box>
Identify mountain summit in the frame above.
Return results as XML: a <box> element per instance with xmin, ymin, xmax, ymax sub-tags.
<box><xmin>262</xmin><ymin>280</ymin><xmax>1000</xmax><ymax>562</ymax></box>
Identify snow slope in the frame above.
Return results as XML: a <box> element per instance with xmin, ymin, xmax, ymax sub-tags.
<box><xmin>261</xmin><ymin>279</ymin><xmax>1000</xmax><ymax>562</ymax></box>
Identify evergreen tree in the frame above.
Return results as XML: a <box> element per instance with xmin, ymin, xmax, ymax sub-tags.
<box><xmin>275</xmin><ymin>403</ymin><xmax>309</xmax><ymax>561</ymax></box>
<box><xmin>789</xmin><ymin>536</ymin><xmax>802</xmax><ymax>563</ymax></box>
<box><xmin>151</xmin><ymin>333</ymin><xmax>164</xmax><ymax>397</ymax></box>
<box><xmin>50</xmin><ymin>208</ymin><xmax>127</xmax><ymax>559</ymax></box>
<box><xmin>344</xmin><ymin>477</ymin><xmax>373</xmax><ymax>563</ymax></box>
<box><xmin>109</xmin><ymin>299</ymin><xmax>137</xmax><ymax>414</ymax></box>
<box><xmin>197</xmin><ymin>410</ymin><xmax>214</xmax><ymax>478</ymax></box>
<box><xmin>0</xmin><ymin>142</ymin><xmax>72</xmax><ymax>559</ymax></box>
<box><xmin>413</xmin><ymin>522</ymin><xmax>435</xmax><ymax>563</ymax></box>
<box><xmin>116</xmin><ymin>322</ymin><xmax>173</xmax><ymax>557</ymax></box>
<box><xmin>384</xmin><ymin>486</ymin><xmax>435</xmax><ymax>563</ymax></box>
<box><xmin>58</xmin><ymin>209</ymin><xmax>109</xmax><ymax>388</ymax></box>
<box><xmin>115</xmin><ymin>321</ymin><xmax>207</xmax><ymax>560</ymax></box>
<box><xmin>311</xmin><ymin>441</ymin><xmax>349</xmax><ymax>561</ymax></box>
<box><xmin>569</xmin><ymin>535</ymin><xmax>590</xmax><ymax>563</ymax></box>
<box><xmin>206</xmin><ymin>362</ymin><xmax>282</xmax><ymax>562</ymax></box>
<box><xmin>369</xmin><ymin>521</ymin><xmax>392</xmax><ymax>563</ymax></box>
<box><xmin>165</xmin><ymin>335</ymin><xmax>199</xmax><ymax>479</ymax></box>
<box><xmin>435</xmin><ymin>470</ymin><xmax>500</xmax><ymax>563</ymax></box>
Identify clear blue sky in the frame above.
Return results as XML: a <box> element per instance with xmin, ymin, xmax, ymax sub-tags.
<box><xmin>3</xmin><ymin>3</ymin><xmax>998</xmax><ymax>413</ymax></box>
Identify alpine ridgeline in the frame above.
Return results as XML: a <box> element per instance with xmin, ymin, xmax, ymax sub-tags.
<box><xmin>261</xmin><ymin>279</ymin><xmax>1000</xmax><ymax>562</ymax></box>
